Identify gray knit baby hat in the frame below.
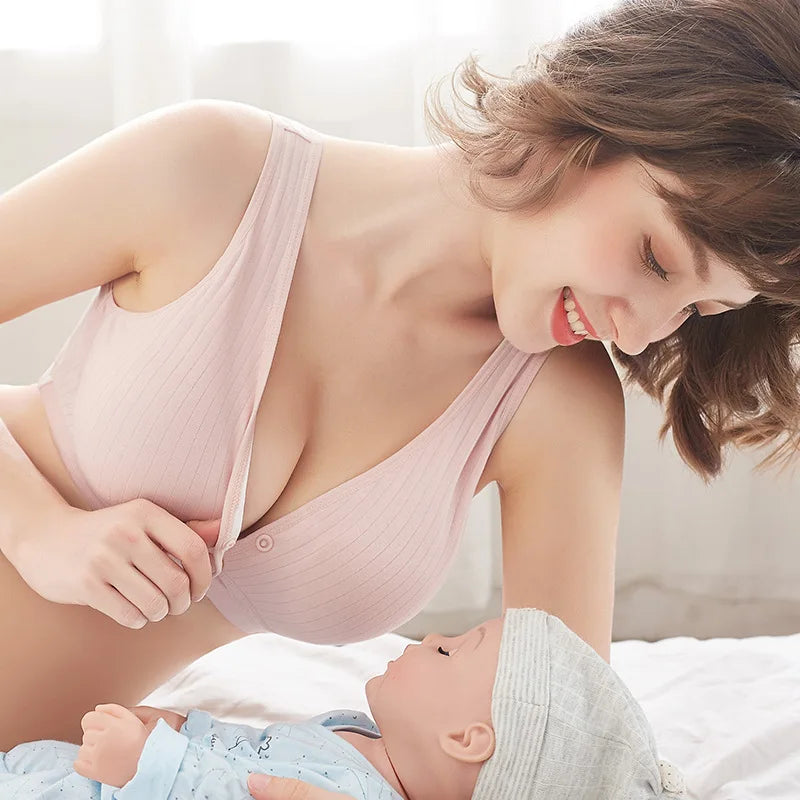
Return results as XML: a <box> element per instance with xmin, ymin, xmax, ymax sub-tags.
<box><xmin>472</xmin><ymin>608</ymin><xmax>687</xmax><ymax>799</ymax></box>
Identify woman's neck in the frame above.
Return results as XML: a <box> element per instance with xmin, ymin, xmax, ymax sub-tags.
<box><xmin>306</xmin><ymin>133</ymin><xmax>499</xmax><ymax>337</ymax></box>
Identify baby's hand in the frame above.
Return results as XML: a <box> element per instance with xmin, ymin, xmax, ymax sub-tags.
<box><xmin>74</xmin><ymin>703</ymin><xmax>150</xmax><ymax>788</ymax></box>
<box><xmin>129</xmin><ymin>704</ymin><xmax>187</xmax><ymax>732</ymax></box>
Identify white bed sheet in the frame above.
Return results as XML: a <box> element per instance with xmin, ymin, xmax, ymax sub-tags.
<box><xmin>142</xmin><ymin>631</ymin><xmax>800</xmax><ymax>800</ymax></box>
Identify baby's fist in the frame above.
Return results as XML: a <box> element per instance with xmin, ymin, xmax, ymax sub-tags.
<box><xmin>74</xmin><ymin>703</ymin><xmax>149</xmax><ymax>788</ymax></box>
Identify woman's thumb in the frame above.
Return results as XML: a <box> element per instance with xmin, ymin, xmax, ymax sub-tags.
<box><xmin>248</xmin><ymin>773</ymin><xmax>344</xmax><ymax>799</ymax></box>
<box><xmin>186</xmin><ymin>518</ymin><xmax>221</xmax><ymax>547</ymax></box>
<box><xmin>248</xmin><ymin>774</ymin><xmax>291</xmax><ymax>798</ymax></box>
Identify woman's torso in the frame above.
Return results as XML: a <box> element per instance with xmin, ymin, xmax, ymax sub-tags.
<box><xmin>7</xmin><ymin>110</ymin><xmax>507</xmax><ymax>550</ymax></box>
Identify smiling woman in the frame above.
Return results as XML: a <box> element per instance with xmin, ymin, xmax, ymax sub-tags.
<box><xmin>0</xmin><ymin>5</ymin><xmax>800</xmax><ymax>797</ymax></box>
<box><xmin>424</xmin><ymin>0</ymin><xmax>800</xmax><ymax>479</ymax></box>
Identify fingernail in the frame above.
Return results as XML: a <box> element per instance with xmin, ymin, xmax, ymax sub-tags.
<box><xmin>248</xmin><ymin>774</ymin><xmax>271</xmax><ymax>790</ymax></box>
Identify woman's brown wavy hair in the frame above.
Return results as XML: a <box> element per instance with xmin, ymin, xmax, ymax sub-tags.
<box><xmin>423</xmin><ymin>0</ymin><xmax>800</xmax><ymax>481</ymax></box>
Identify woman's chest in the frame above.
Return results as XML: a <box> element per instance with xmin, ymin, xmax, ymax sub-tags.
<box><xmin>238</xmin><ymin>289</ymin><xmax>501</xmax><ymax>537</ymax></box>
<box><xmin>28</xmin><ymin>187</ymin><xmax>504</xmax><ymax>539</ymax></box>
<box><xmin>21</xmin><ymin>304</ymin><xmax>497</xmax><ymax>557</ymax></box>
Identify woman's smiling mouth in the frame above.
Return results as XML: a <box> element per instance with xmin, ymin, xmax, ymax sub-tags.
<box><xmin>551</xmin><ymin>287</ymin><xmax>600</xmax><ymax>345</ymax></box>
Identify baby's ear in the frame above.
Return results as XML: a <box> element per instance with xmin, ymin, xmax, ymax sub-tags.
<box><xmin>438</xmin><ymin>722</ymin><xmax>495</xmax><ymax>765</ymax></box>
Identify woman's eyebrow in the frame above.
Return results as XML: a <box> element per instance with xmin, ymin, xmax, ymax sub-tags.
<box><xmin>686</xmin><ymin>232</ymin><xmax>748</xmax><ymax>309</ymax></box>
<box><xmin>688</xmin><ymin>235</ymin><xmax>711</xmax><ymax>284</ymax></box>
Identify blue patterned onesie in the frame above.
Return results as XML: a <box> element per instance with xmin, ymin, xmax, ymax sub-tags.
<box><xmin>0</xmin><ymin>709</ymin><xmax>404</xmax><ymax>799</ymax></box>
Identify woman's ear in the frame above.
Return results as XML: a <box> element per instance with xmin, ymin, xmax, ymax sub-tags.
<box><xmin>438</xmin><ymin>721</ymin><xmax>495</xmax><ymax>764</ymax></box>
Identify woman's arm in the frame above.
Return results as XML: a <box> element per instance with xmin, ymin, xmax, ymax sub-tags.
<box><xmin>0</xmin><ymin>413</ymin><xmax>73</xmax><ymax>559</ymax></box>
<box><xmin>0</xmin><ymin>98</ymin><xmax>269</xmax><ymax>324</ymax></box>
<box><xmin>487</xmin><ymin>340</ymin><xmax>625</xmax><ymax>662</ymax></box>
<box><xmin>0</xmin><ymin>406</ymin><xmax>216</xmax><ymax>627</ymax></box>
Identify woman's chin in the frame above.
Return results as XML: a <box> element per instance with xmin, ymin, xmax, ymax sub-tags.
<box><xmin>494</xmin><ymin>308</ymin><xmax>557</xmax><ymax>355</ymax></box>
<box><xmin>503</xmin><ymin>327</ymin><xmax>557</xmax><ymax>355</ymax></box>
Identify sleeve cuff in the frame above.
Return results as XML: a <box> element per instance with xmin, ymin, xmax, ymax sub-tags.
<box><xmin>103</xmin><ymin>718</ymin><xmax>189</xmax><ymax>800</ymax></box>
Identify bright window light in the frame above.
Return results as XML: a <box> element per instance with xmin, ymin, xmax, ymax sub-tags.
<box><xmin>561</xmin><ymin>0</ymin><xmax>621</xmax><ymax>30</ymax></box>
<box><xmin>191</xmin><ymin>0</ymin><xmax>486</xmax><ymax>46</ymax></box>
<box><xmin>0</xmin><ymin>0</ymin><xmax>102</xmax><ymax>51</ymax></box>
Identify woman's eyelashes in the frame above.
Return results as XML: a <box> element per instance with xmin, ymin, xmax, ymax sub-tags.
<box><xmin>641</xmin><ymin>235</ymin><xmax>669</xmax><ymax>282</ymax></box>
<box><xmin>641</xmin><ymin>236</ymin><xmax>699</xmax><ymax>317</ymax></box>
<box><xmin>437</xmin><ymin>646</ymin><xmax>450</xmax><ymax>656</ymax></box>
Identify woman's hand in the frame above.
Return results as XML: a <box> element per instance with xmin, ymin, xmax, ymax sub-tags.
<box><xmin>9</xmin><ymin>498</ymin><xmax>220</xmax><ymax>628</ymax></box>
<box><xmin>248</xmin><ymin>774</ymin><xmax>355</xmax><ymax>799</ymax></box>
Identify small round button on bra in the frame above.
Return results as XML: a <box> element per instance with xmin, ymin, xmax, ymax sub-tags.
<box><xmin>255</xmin><ymin>533</ymin><xmax>274</xmax><ymax>553</ymax></box>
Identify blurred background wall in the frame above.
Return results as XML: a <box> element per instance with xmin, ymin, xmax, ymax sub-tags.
<box><xmin>1</xmin><ymin>0</ymin><xmax>798</xmax><ymax>641</ymax></box>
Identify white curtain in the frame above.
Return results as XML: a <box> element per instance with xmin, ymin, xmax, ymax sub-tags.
<box><xmin>1</xmin><ymin>0</ymin><xmax>797</xmax><ymax>640</ymax></box>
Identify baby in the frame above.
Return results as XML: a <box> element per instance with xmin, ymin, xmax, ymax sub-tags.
<box><xmin>0</xmin><ymin>608</ymin><xmax>687</xmax><ymax>799</ymax></box>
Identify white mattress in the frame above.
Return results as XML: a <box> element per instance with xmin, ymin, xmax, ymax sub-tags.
<box><xmin>142</xmin><ymin>631</ymin><xmax>800</xmax><ymax>799</ymax></box>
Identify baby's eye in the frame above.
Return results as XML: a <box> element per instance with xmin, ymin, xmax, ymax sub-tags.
<box><xmin>437</xmin><ymin>646</ymin><xmax>450</xmax><ymax>656</ymax></box>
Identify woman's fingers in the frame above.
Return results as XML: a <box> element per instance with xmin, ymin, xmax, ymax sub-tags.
<box><xmin>248</xmin><ymin>774</ymin><xmax>356</xmax><ymax>799</ymax></box>
<box><xmin>85</xmin><ymin>581</ymin><xmax>149</xmax><ymax>629</ymax></box>
<box><xmin>128</xmin><ymin>544</ymin><xmax>192</xmax><ymax>616</ymax></box>
<box><xmin>133</xmin><ymin>501</ymin><xmax>214</xmax><ymax>602</ymax></box>
<box><xmin>107</xmin><ymin>559</ymin><xmax>173</xmax><ymax>622</ymax></box>
<box><xmin>186</xmin><ymin>519</ymin><xmax>221</xmax><ymax>548</ymax></box>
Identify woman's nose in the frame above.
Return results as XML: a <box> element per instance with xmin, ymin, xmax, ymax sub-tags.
<box><xmin>615</xmin><ymin>330</ymin><xmax>650</xmax><ymax>356</ymax></box>
<box><xmin>613</xmin><ymin>305</ymin><xmax>685</xmax><ymax>356</ymax></box>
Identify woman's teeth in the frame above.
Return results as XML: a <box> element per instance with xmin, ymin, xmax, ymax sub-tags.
<box><xmin>562</xmin><ymin>288</ymin><xmax>588</xmax><ymax>336</ymax></box>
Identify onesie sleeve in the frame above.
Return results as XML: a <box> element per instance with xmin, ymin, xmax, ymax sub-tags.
<box><xmin>102</xmin><ymin>718</ymin><xmax>188</xmax><ymax>800</ymax></box>
<box><xmin>104</xmin><ymin>714</ymin><xmax>272</xmax><ymax>800</ymax></box>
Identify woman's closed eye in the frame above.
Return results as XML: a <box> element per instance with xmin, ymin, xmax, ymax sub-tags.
<box><xmin>641</xmin><ymin>235</ymin><xmax>699</xmax><ymax>317</ymax></box>
<box><xmin>437</xmin><ymin>646</ymin><xmax>450</xmax><ymax>656</ymax></box>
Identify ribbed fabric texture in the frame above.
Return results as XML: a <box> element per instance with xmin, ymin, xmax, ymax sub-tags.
<box><xmin>37</xmin><ymin>112</ymin><xmax>551</xmax><ymax>645</ymax></box>
<box><xmin>472</xmin><ymin>609</ymin><xmax>685</xmax><ymax>800</ymax></box>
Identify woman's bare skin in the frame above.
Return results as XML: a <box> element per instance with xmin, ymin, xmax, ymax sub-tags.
<box><xmin>1</xmin><ymin>88</ymin><xmax>733</xmax><ymax>748</ymax></box>
<box><xmin>0</xmin><ymin>539</ymin><xmax>242</xmax><ymax>747</ymax></box>
<box><xmin>0</xmin><ymin>106</ymin><xmax>506</xmax><ymax>748</ymax></box>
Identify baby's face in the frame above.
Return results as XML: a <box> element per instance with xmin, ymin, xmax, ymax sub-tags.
<box><xmin>365</xmin><ymin>616</ymin><xmax>504</xmax><ymax>738</ymax></box>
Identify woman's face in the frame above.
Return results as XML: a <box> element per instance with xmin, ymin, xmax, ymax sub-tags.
<box><xmin>486</xmin><ymin>157</ymin><xmax>759</xmax><ymax>355</ymax></box>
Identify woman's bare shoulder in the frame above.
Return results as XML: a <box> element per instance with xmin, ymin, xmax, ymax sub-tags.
<box><xmin>131</xmin><ymin>100</ymin><xmax>276</xmax><ymax>277</ymax></box>
<box><xmin>111</xmin><ymin>100</ymin><xmax>277</xmax><ymax>311</ymax></box>
<box><xmin>0</xmin><ymin>99</ymin><xmax>275</xmax><ymax>322</ymax></box>
<box><xmin>486</xmin><ymin>340</ymin><xmax>625</xmax><ymax>491</ymax></box>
